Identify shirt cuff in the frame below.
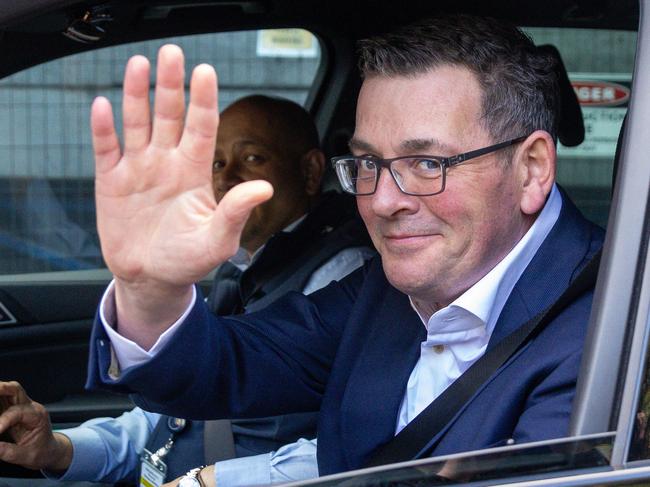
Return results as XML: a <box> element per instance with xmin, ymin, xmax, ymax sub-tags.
<box><xmin>99</xmin><ymin>280</ymin><xmax>198</xmax><ymax>370</ymax></box>
<box><xmin>269</xmin><ymin>437</ymin><xmax>319</xmax><ymax>483</ymax></box>
<box><xmin>214</xmin><ymin>453</ymin><xmax>272</xmax><ymax>486</ymax></box>
<box><xmin>42</xmin><ymin>428</ymin><xmax>108</xmax><ymax>481</ymax></box>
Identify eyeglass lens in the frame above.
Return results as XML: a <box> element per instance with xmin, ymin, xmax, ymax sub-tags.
<box><xmin>335</xmin><ymin>157</ymin><xmax>444</xmax><ymax>195</ymax></box>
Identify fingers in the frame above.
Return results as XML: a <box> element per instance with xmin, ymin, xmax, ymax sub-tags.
<box><xmin>0</xmin><ymin>403</ymin><xmax>43</xmax><ymax>433</ymax></box>
<box><xmin>211</xmin><ymin>180</ymin><xmax>273</xmax><ymax>255</ymax></box>
<box><xmin>0</xmin><ymin>382</ymin><xmax>42</xmax><ymax>436</ymax></box>
<box><xmin>217</xmin><ymin>180</ymin><xmax>274</xmax><ymax>223</ymax></box>
<box><xmin>91</xmin><ymin>97</ymin><xmax>121</xmax><ymax>174</ymax></box>
<box><xmin>178</xmin><ymin>64</ymin><xmax>219</xmax><ymax>177</ymax></box>
<box><xmin>123</xmin><ymin>55</ymin><xmax>152</xmax><ymax>155</ymax></box>
<box><xmin>0</xmin><ymin>441</ymin><xmax>24</xmax><ymax>466</ymax></box>
<box><xmin>151</xmin><ymin>44</ymin><xmax>186</xmax><ymax>149</ymax></box>
<box><xmin>0</xmin><ymin>381</ymin><xmax>30</xmax><ymax>406</ymax></box>
<box><xmin>0</xmin><ymin>401</ymin><xmax>67</xmax><ymax>471</ymax></box>
<box><xmin>95</xmin><ymin>44</ymin><xmax>217</xmax><ymax>180</ymax></box>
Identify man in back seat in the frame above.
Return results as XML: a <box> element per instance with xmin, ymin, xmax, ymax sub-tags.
<box><xmin>0</xmin><ymin>95</ymin><xmax>373</xmax><ymax>485</ymax></box>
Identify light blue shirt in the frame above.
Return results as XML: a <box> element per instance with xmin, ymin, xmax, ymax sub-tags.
<box><xmin>46</xmin><ymin>246</ymin><xmax>372</xmax><ymax>485</ymax></box>
<box><xmin>54</xmin><ymin>412</ymin><xmax>319</xmax><ymax>485</ymax></box>
<box><xmin>216</xmin><ymin>438</ymin><xmax>318</xmax><ymax>486</ymax></box>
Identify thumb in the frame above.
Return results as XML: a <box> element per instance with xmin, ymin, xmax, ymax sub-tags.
<box><xmin>211</xmin><ymin>179</ymin><xmax>273</xmax><ymax>250</ymax></box>
<box><xmin>0</xmin><ymin>442</ymin><xmax>24</xmax><ymax>466</ymax></box>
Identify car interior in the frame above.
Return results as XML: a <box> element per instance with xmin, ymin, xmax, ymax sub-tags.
<box><xmin>0</xmin><ymin>0</ymin><xmax>649</xmax><ymax>485</ymax></box>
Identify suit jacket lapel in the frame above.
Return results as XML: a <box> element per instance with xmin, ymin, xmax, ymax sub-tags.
<box><xmin>340</xmin><ymin>282</ymin><xmax>425</xmax><ymax>469</ymax></box>
<box><xmin>489</xmin><ymin>192</ymin><xmax>595</xmax><ymax>348</ymax></box>
<box><xmin>339</xmin><ymin>190</ymin><xmax>600</xmax><ymax>466</ymax></box>
<box><xmin>416</xmin><ymin>193</ymin><xmax>601</xmax><ymax>457</ymax></box>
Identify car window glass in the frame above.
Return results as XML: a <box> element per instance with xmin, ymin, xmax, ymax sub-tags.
<box><xmin>294</xmin><ymin>435</ymin><xmax>613</xmax><ymax>486</ymax></box>
<box><xmin>628</xmin><ymin>295</ymin><xmax>650</xmax><ymax>462</ymax></box>
<box><xmin>0</xmin><ymin>29</ymin><xmax>321</xmax><ymax>277</ymax></box>
<box><xmin>524</xmin><ymin>27</ymin><xmax>637</xmax><ymax>228</ymax></box>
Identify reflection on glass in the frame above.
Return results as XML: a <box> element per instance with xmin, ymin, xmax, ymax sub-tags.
<box><xmin>0</xmin><ymin>178</ymin><xmax>103</xmax><ymax>273</ymax></box>
<box><xmin>300</xmin><ymin>436</ymin><xmax>612</xmax><ymax>487</ymax></box>
<box><xmin>0</xmin><ymin>29</ymin><xmax>321</xmax><ymax>275</ymax></box>
<box><xmin>629</xmin><ymin>361</ymin><xmax>650</xmax><ymax>461</ymax></box>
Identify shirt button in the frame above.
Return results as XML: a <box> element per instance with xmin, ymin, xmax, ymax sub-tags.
<box><xmin>433</xmin><ymin>344</ymin><xmax>445</xmax><ymax>354</ymax></box>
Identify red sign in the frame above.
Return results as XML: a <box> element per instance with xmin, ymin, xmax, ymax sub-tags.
<box><xmin>572</xmin><ymin>80</ymin><xmax>630</xmax><ymax>107</ymax></box>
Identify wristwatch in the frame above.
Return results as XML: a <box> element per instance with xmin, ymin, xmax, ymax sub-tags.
<box><xmin>178</xmin><ymin>466</ymin><xmax>206</xmax><ymax>487</ymax></box>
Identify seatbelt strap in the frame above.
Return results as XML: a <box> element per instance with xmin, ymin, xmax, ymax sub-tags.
<box><xmin>365</xmin><ymin>251</ymin><xmax>601</xmax><ymax>467</ymax></box>
<box><xmin>204</xmin><ymin>419</ymin><xmax>237</xmax><ymax>463</ymax></box>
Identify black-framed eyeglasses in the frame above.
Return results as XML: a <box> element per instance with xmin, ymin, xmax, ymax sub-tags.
<box><xmin>331</xmin><ymin>135</ymin><xmax>528</xmax><ymax>196</ymax></box>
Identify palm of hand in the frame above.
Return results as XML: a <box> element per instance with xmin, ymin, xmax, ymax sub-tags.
<box><xmin>92</xmin><ymin>45</ymin><xmax>272</xmax><ymax>290</ymax></box>
<box><xmin>96</xmin><ymin>147</ymin><xmax>222</xmax><ymax>287</ymax></box>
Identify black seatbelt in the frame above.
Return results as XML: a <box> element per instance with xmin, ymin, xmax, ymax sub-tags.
<box><xmin>207</xmin><ymin>262</ymin><xmax>244</xmax><ymax>315</ymax></box>
<box><xmin>204</xmin><ymin>419</ymin><xmax>237</xmax><ymax>463</ymax></box>
<box><xmin>365</xmin><ymin>251</ymin><xmax>601</xmax><ymax>468</ymax></box>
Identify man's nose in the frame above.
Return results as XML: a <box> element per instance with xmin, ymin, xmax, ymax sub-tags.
<box><xmin>370</xmin><ymin>168</ymin><xmax>419</xmax><ymax>217</ymax></box>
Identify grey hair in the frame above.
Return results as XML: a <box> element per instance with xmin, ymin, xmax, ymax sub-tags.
<box><xmin>357</xmin><ymin>15</ymin><xmax>559</xmax><ymax>149</ymax></box>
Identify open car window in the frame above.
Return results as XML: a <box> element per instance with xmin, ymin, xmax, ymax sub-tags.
<box><xmin>524</xmin><ymin>27</ymin><xmax>636</xmax><ymax>228</ymax></box>
<box><xmin>0</xmin><ymin>28</ymin><xmax>321</xmax><ymax>279</ymax></box>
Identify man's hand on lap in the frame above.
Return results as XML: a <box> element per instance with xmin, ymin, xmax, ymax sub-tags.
<box><xmin>0</xmin><ymin>381</ymin><xmax>73</xmax><ymax>472</ymax></box>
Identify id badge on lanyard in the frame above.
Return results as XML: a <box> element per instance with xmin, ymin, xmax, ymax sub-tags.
<box><xmin>139</xmin><ymin>417</ymin><xmax>187</xmax><ymax>487</ymax></box>
<box><xmin>139</xmin><ymin>448</ymin><xmax>167</xmax><ymax>487</ymax></box>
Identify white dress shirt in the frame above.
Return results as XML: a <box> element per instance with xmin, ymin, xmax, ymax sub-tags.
<box><xmin>396</xmin><ymin>184</ymin><xmax>562</xmax><ymax>431</ymax></box>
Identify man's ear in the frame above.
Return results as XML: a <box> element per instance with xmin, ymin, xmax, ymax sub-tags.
<box><xmin>516</xmin><ymin>130</ymin><xmax>556</xmax><ymax>215</ymax></box>
<box><xmin>301</xmin><ymin>148</ymin><xmax>326</xmax><ymax>196</ymax></box>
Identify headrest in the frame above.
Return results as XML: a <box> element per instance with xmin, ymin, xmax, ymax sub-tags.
<box><xmin>538</xmin><ymin>44</ymin><xmax>585</xmax><ymax>147</ymax></box>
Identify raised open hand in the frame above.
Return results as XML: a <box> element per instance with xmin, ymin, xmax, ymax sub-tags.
<box><xmin>92</xmin><ymin>45</ymin><xmax>272</xmax><ymax>340</ymax></box>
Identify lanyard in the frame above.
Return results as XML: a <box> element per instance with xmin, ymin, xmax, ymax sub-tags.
<box><xmin>139</xmin><ymin>417</ymin><xmax>189</xmax><ymax>487</ymax></box>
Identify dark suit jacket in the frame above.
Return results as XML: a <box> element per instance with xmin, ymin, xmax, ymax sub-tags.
<box><xmin>87</xmin><ymin>192</ymin><xmax>604</xmax><ymax>475</ymax></box>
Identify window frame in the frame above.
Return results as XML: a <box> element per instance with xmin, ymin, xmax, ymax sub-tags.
<box><xmin>0</xmin><ymin>26</ymin><xmax>329</xmax><ymax>281</ymax></box>
<box><xmin>569</xmin><ymin>0</ymin><xmax>650</xmax><ymax>468</ymax></box>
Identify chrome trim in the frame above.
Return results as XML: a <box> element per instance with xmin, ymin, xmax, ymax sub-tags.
<box><xmin>571</xmin><ymin>0</ymin><xmax>650</xmax><ymax>441</ymax></box>
<box><xmin>492</xmin><ymin>464</ymin><xmax>650</xmax><ymax>486</ymax></box>
<box><xmin>286</xmin><ymin>433</ymin><xmax>614</xmax><ymax>486</ymax></box>
<box><xmin>0</xmin><ymin>300</ymin><xmax>16</xmax><ymax>325</ymax></box>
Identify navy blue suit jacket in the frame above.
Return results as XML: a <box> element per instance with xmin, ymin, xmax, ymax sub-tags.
<box><xmin>87</xmin><ymin>193</ymin><xmax>604</xmax><ymax>475</ymax></box>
